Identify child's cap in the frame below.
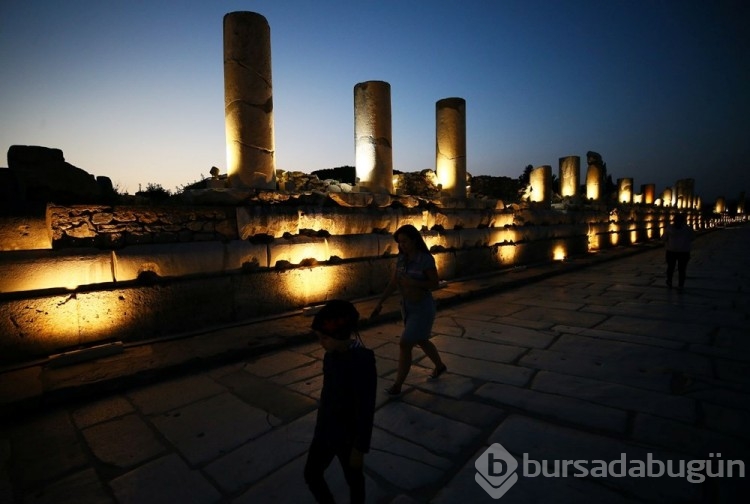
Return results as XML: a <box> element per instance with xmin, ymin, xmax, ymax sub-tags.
<box><xmin>311</xmin><ymin>300</ymin><xmax>359</xmax><ymax>340</ymax></box>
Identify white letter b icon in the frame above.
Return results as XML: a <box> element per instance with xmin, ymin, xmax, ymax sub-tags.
<box><xmin>475</xmin><ymin>443</ymin><xmax>519</xmax><ymax>499</ymax></box>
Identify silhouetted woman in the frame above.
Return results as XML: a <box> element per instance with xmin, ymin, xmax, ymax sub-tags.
<box><xmin>371</xmin><ymin>224</ymin><xmax>446</xmax><ymax>396</ymax></box>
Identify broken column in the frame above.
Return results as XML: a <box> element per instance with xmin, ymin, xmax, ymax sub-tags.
<box><xmin>354</xmin><ymin>81</ymin><xmax>393</xmax><ymax>194</ymax></box>
<box><xmin>661</xmin><ymin>188</ymin><xmax>672</xmax><ymax>207</ymax></box>
<box><xmin>675</xmin><ymin>178</ymin><xmax>695</xmax><ymax>209</ymax></box>
<box><xmin>715</xmin><ymin>197</ymin><xmax>726</xmax><ymax>214</ymax></box>
<box><xmin>617</xmin><ymin>178</ymin><xmax>633</xmax><ymax>203</ymax></box>
<box><xmin>530</xmin><ymin>165</ymin><xmax>552</xmax><ymax>205</ymax></box>
<box><xmin>224</xmin><ymin>11</ymin><xmax>276</xmax><ymax>189</ymax></box>
<box><xmin>558</xmin><ymin>155</ymin><xmax>580</xmax><ymax>198</ymax></box>
<box><xmin>585</xmin><ymin>151</ymin><xmax>604</xmax><ymax>201</ymax></box>
<box><xmin>435</xmin><ymin>97</ymin><xmax>467</xmax><ymax>199</ymax></box>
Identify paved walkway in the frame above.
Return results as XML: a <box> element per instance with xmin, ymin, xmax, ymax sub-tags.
<box><xmin>1</xmin><ymin>225</ymin><xmax>749</xmax><ymax>503</ymax></box>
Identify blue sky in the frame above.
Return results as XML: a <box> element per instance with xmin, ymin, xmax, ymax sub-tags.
<box><xmin>1</xmin><ymin>0</ymin><xmax>747</xmax><ymax>202</ymax></box>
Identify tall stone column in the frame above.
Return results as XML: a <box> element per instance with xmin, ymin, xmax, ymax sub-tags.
<box><xmin>224</xmin><ymin>12</ymin><xmax>276</xmax><ymax>189</ymax></box>
<box><xmin>435</xmin><ymin>98</ymin><xmax>467</xmax><ymax>199</ymax></box>
<box><xmin>617</xmin><ymin>178</ymin><xmax>633</xmax><ymax>203</ymax></box>
<box><xmin>530</xmin><ymin>165</ymin><xmax>552</xmax><ymax>205</ymax></box>
<box><xmin>354</xmin><ymin>81</ymin><xmax>393</xmax><ymax>194</ymax></box>
<box><xmin>558</xmin><ymin>155</ymin><xmax>580</xmax><ymax>197</ymax></box>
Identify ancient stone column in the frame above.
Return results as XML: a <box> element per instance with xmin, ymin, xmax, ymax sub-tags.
<box><xmin>641</xmin><ymin>184</ymin><xmax>655</xmax><ymax>205</ymax></box>
<box><xmin>715</xmin><ymin>197</ymin><xmax>726</xmax><ymax>214</ymax></box>
<box><xmin>586</xmin><ymin>165</ymin><xmax>603</xmax><ymax>200</ymax></box>
<box><xmin>224</xmin><ymin>12</ymin><xmax>276</xmax><ymax>189</ymax></box>
<box><xmin>558</xmin><ymin>156</ymin><xmax>580</xmax><ymax>198</ymax></box>
<box><xmin>585</xmin><ymin>151</ymin><xmax>604</xmax><ymax>201</ymax></box>
<box><xmin>617</xmin><ymin>178</ymin><xmax>633</xmax><ymax>203</ymax></box>
<box><xmin>675</xmin><ymin>178</ymin><xmax>695</xmax><ymax>209</ymax></box>
<box><xmin>661</xmin><ymin>188</ymin><xmax>672</xmax><ymax>207</ymax></box>
<box><xmin>354</xmin><ymin>81</ymin><xmax>393</xmax><ymax>194</ymax></box>
<box><xmin>530</xmin><ymin>165</ymin><xmax>552</xmax><ymax>205</ymax></box>
<box><xmin>435</xmin><ymin>98</ymin><xmax>467</xmax><ymax>199</ymax></box>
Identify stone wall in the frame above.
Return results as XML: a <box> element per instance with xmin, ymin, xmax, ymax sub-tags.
<box><xmin>0</xmin><ymin>201</ymin><xmax>694</xmax><ymax>365</ymax></box>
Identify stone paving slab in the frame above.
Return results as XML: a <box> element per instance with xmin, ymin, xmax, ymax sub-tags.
<box><xmin>402</xmin><ymin>389</ymin><xmax>505</xmax><ymax>428</ymax></box>
<box><xmin>519</xmin><ymin>347</ymin><xmax>674</xmax><ymax>392</ymax></box>
<box><xmin>439</xmin><ymin>352</ymin><xmax>534</xmax><ymax>386</ymax></box>
<box><xmin>150</xmin><ymin>392</ymin><xmax>278</xmax><ymax>465</ymax></box>
<box><xmin>215</xmin><ymin>369</ymin><xmax>318</xmax><ymax>422</ymax></box>
<box><xmin>405</xmin><ymin>370</ymin><xmax>477</xmax><ymax>399</ymax></box>
<box><xmin>475</xmin><ymin>382</ymin><xmax>628</xmax><ymax>434</ymax></box>
<box><xmin>6</xmin><ymin>410</ymin><xmax>89</xmax><ymax>491</ymax></box>
<box><xmin>242</xmin><ymin>350</ymin><xmax>316</xmax><ymax>378</ymax></box>
<box><xmin>481</xmin><ymin>309</ymin><xmax>560</xmax><ymax>330</ymax></box>
<box><xmin>367</xmin><ymin>427</ymin><xmax>453</xmax><ymax>490</ymax></box>
<box><xmin>631</xmin><ymin>413</ymin><xmax>750</xmax><ymax>460</ymax></box>
<box><xmin>81</xmin><ymin>414</ymin><xmax>166</xmax><ymax>469</ymax></box>
<box><xmin>531</xmin><ymin>370</ymin><xmax>696</xmax><ymax>423</ymax></box>
<box><xmin>125</xmin><ymin>373</ymin><xmax>226</xmax><ymax>415</ymax></box>
<box><xmin>203</xmin><ymin>411</ymin><xmax>316</xmax><ymax>494</ymax></box>
<box><xmin>430</xmin><ymin>334</ymin><xmax>526</xmax><ymax>363</ymax></box>
<box><xmin>592</xmin><ymin>314</ymin><xmax>714</xmax><ymax>344</ymax></box>
<box><xmin>231</xmin><ymin>453</ymin><xmax>389</xmax><ymax>504</ymax></box>
<box><xmin>548</xmin><ymin>334</ymin><xmax>714</xmax><ymax>378</ymax></box>
<box><xmin>552</xmin><ymin>324</ymin><xmax>686</xmax><ymax>349</ymax></box>
<box><xmin>374</xmin><ymin>403</ymin><xmax>482</xmax><ymax>457</ymax></box>
<box><xmin>109</xmin><ymin>453</ymin><xmax>220</xmax><ymax>504</ymax></box>
<box><xmin>71</xmin><ymin>396</ymin><xmax>135</xmax><ymax>429</ymax></box>
<box><xmin>20</xmin><ymin>468</ymin><xmax>113</xmax><ymax>504</ymax></box>
<box><xmin>686</xmin><ymin>387</ymin><xmax>750</xmax><ymax>412</ymax></box>
<box><xmin>435</xmin><ymin>316</ymin><xmax>556</xmax><ymax>348</ymax></box>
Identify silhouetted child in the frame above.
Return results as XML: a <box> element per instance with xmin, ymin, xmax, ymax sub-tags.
<box><xmin>304</xmin><ymin>300</ymin><xmax>377</xmax><ymax>504</ymax></box>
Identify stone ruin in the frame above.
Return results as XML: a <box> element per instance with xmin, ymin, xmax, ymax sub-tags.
<box><xmin>1</xmin><ymin>145</ymin><xmax>117</xmax><ymax>214</ymax></box>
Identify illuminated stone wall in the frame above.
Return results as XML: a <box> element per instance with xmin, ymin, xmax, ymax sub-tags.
<box><xmin>0</xmin><ymin>200</ymin><xmax>701</xmax><ymax>364</ymax></box>
<box><xmin>43</xmin><ymin>205</ymin><xmax>238</xmax><ymax>249</ymax></box>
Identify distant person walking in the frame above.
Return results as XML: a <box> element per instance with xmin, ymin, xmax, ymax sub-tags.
<box><xmin>662</xmin><ymin>213</ymin><xmax>694</xmax><ymax>290</ymax></box>
<box><xmin>371</xmin><ymin>224</ymin><xmax>447</xmax><ymax>397</ymax></box>
<box><xmin>305</xmin><ymin>300</ymin><xmax>377</xmax><ymax>504</ymax></box>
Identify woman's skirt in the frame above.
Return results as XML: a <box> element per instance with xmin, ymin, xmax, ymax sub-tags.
<box><xmin>400</xmin><ymin>295</ymin><xmax>436</xmax><ymax>344</ymax></box>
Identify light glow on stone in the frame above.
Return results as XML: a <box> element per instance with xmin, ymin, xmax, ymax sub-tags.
<box><xmin>280</xmin><ymin>266</ymin><xmax>336</xmax><ymax>303</ymax></box>
<box><xmin>436</xmin><ymin>158</ymin><xmax>457</xmax><ymax>195</ymax></box>
<box><xmin>609</xmin><ymin>222</ymin><xmax>620</xmax><ymax>246</ymax></box>
<box><xmin>553</xmin><ymin>245</ymin><xmax>566</xmax><ymax>261</ymax></box>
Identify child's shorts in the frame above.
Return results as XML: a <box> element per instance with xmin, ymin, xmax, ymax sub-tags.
<box><xmin>400</xmin><ymin>295</ymin><xmax>436</xmax><ymax>344</ymax></box>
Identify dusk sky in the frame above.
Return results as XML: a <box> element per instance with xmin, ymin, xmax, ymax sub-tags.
<box><xmin>1</xmin><ymin>0</ymin><xmax>748</xmax><ymax>203</ymax></box>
